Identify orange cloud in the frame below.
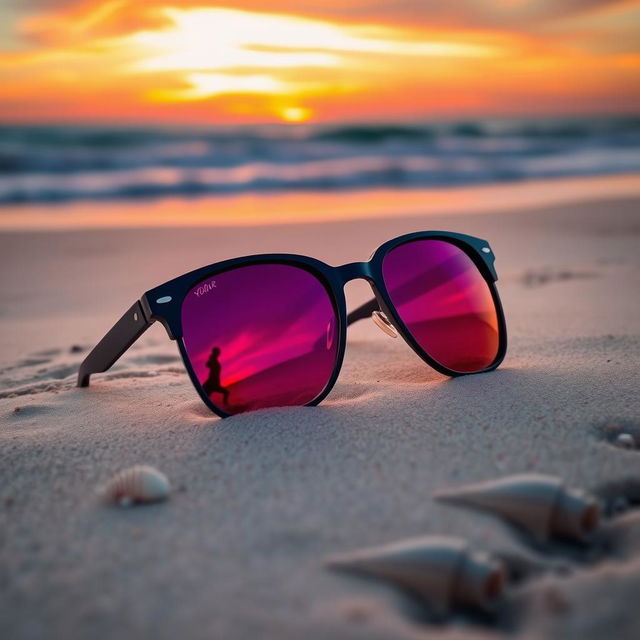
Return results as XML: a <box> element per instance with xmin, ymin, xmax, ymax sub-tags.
<box><xmin>1</xmin><ymin>1</ymin><xmax>639</xmax><ymax>123</ymax></box>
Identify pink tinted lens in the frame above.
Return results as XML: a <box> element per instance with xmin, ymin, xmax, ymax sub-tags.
<box><xmin>382</xmin><ymin>239</ymin><xmax>499</xmax><ymax>373</ymax></box>
<box><xmin>181</xmin><ymin>263</ymin><xmax>339</xmax><ymax>414</ymax></box>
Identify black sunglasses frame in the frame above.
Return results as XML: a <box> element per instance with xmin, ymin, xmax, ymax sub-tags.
<box><xmin>78</xmin><ymin>231</ymin><xmax>507</xmax><ymax>418</ymax></box>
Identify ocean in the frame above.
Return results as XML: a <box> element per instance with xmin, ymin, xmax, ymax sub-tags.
<box><xmin>0</xmin><ymin>116</ymin><xmax>639</xmax><ymax>205</ymax></box>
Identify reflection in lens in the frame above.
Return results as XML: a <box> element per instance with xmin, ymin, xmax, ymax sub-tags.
<box><xmin>181</xmin><ymin>263</ymin><xmax>338</xmax><ymax>414</ymax></box>
<box><xmin>382</xmin><ymin>239</ymin><xmax>499</xmax><ymax>372</ymax></box>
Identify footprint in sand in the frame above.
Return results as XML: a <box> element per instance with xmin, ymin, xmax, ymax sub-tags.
<box><xmin>37</xmin><ymin>363</ymin><xmax>78</xmax><ymax>380</ymax></box>
<box><xmin>16</xmin><ymin>357</ymin><xmax>53</xmax><ymax>368</ymax></box>
<box><xmin>4</xmin><ymin>404</ymin><xmax>61</xmax><ymax>433</ymax></box>
<box><xmin>518</xmin><ymin>267</ymin><xmax>598</xmax><ymax>288</ymax></box>
<box><xmin>1</xmin><ymin>343</ymin><xmax>184</xmax><ymax>399</ymax></box>
<box><xmin>32</xmin><ymin>348</ymin><xmax>62</xmax><ymax>358</ymax></box>
<box><xmin>9</xmin><ymin>404</ymin><xmax>52</xmax><ymax>418</ymax></box>
<box><xmin>2</xmin><ymin>346</ymin><xmax>78</xmax><ymax>386</ymax></box>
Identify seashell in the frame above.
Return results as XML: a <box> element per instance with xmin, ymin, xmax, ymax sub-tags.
<box><xmin>614</xmin><ymin>433</ymin><xmax>635</xmax><ymax>449</ymax></box>
<box><xmin>102</xmin><ymin>465</ymin><xmax>170</xmax><ymax>507</ymax></box>
<box><xmin>434</xmin><ymin>474</ymin><xmax>600</xmax><ymax>544</ymax></box>
<box><xmin>326</xmin><ymin>536</ymin><xmax>505</xmax><ymax>617</ymax></box>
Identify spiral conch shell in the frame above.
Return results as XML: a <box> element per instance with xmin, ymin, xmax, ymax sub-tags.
<box><xmin>103</xmin><ymin>465</ymin><xmax>170</xmax><ymax>507</ymax></box>
<box><xmin>434</xmin><ymin>474</ymin><xmax>600</xmax><ymax>544</ymax></box>
<box><xmin>326</xmin><ymin>536</ymin><xmax>505</xmax><ymax>617</ymax></box>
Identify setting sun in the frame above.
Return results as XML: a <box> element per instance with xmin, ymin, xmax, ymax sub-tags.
<box><xmin>278</xmin><ymin>106</ymin><xmax>313</xmax><ymax>123</ymax></box>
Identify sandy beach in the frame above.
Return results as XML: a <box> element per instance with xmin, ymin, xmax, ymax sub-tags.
<box><xmin>1</xmin><ymin>181</ymin><xmax>640</xmax><ymax>639</ymax></box>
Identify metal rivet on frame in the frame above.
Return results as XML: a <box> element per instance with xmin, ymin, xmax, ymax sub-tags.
<box><xmin>481</xmin><ymin>247</ymin><xmax>491</xmax><ymax>254</ymax></box>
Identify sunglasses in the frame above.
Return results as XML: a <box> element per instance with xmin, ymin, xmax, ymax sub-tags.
<box><xmin>78</xmin><ymin>231</ymin><xmax>507</xmax><ymax>417</ymax></box>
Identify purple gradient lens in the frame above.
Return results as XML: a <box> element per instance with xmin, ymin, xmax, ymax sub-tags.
<box><xmin>181</xmin><ymin>263</ymin><xmax>339</xmax><ymax>414</ymax></box>
<box><xmin>382</xmin><ymin>239</ymin><xmax>500</xmax><ymax>373</ymax></box>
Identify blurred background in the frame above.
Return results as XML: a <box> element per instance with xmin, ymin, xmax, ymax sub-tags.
<box><xmin>0</xmin><ymin>1</ymin><xmax>639</xmax><ymax>215</ymax></box>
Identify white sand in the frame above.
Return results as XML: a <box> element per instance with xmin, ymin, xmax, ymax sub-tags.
<box><xmin>1</xmin><ymin>187</ymin><xmax>640</xmax><ymax>639</ymax></box>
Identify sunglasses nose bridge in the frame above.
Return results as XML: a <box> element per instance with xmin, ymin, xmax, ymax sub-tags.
<box><xmin>337</xmin><ymin>261</ymin><xmax>373</xmax><ymax>285</ymax></box>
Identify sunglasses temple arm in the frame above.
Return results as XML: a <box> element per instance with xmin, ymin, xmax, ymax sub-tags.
<box><xmin>346</xmin><ymin>298</ymin><xmax>379</xmax><ymax>326</ymax></box>
<box><xmin>77</xmin><ymin>300</ymin><xmax>153</xmax><ymax>387</ymax></box>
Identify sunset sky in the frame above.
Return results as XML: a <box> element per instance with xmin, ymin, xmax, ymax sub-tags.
<box><xmin>1</xmin><ymin>0</ymin><xmax>639</xmax><ymax>124</ymax></box>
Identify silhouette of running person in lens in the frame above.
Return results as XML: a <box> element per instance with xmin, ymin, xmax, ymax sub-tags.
<box><xmin>202</xmin><ymin>347</ymin><xmax>230</xmax><ymax>405</ymax></box>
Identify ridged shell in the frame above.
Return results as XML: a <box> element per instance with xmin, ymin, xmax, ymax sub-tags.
<box><xmin>326</xmin><ymin>535</ymin><xmax>505</xmax><ymax>617</ymax></box>
<box><xmin>103</xmin><ymin>465</ymin><xmax>170</xmax><ymax>506</ymax></box>
<box><xmin>434</xmin><ymin>474</ymin><xmax>600</xmax><ymax>544</ymax></box>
